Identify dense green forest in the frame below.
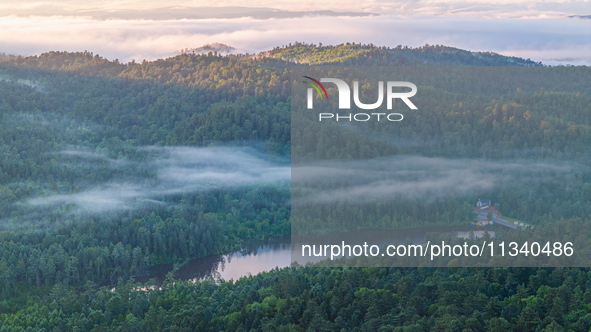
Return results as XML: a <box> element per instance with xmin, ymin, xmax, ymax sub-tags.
<box><xmin>2</xmin><ymin>267</ymin><xmax>591</xmax><ymax>332</ymax></box>
<box><xmin>0</xmin><ymin>43</ymin><xmax>590</xmax><ymax>330</ymax></box>
<box><xmin>292</xmin><ymin>66</ymin><xmax>591</xmax><ymax>234</ymax></box>
<box><xmin>270</xmin><ymin>42</ymin><xmax>543</xmax><ymax>66</ymax></box>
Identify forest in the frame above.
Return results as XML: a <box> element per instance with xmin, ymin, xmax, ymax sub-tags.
<box><xmin>2</xmin><ymin>267</ymin><xmax>591</xmax><ymax>332</ymax></box>
<box><xmin>0</xmin><ymin>43</ymin><xmax>589</xmax><ymax>330</ymax></box>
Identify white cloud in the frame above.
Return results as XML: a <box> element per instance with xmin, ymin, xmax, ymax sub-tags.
<box><xmin>28</xmin><ymin>146</ymin><xmax>291</xmax><ymax>213</ymax></box>
<box><xmin>292</xmin><ymin>156</ymin><xmax>583</xmax><ymax>205</ymax></box>
<box><xmin>23</xmin><ymin>146</ymin><xmax>588</xmax><ymax>214</ymax></box>
<box><xmin>0</xmin><ymin>14</ymin><xmax>588</xmax><ymax>65</ymax></box>
<box><xmin>0</xmin><ymin>0</ymin><xmax>589</xmax><ymax>13</ymax></box>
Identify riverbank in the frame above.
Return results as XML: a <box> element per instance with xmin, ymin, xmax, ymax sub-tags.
<box><xmin>123</xmin><ymin>223</ymin><xmax>516</xmax><ymax>286</ymax></box>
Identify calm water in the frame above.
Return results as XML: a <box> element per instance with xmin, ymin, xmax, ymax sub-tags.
<box><xmin>132</xmin><ymin>237</ymin><xmax>292</xmax><ymax>284</ymax></box>
<box><xmin>177</xmin><ymin>238</ymin><xmax>291</xmax><ymax>282</ymax></box>
<box><xmin>136</xmin><ymin>225</ymin><xmax>499</xmax><ymax>284</ymax></box>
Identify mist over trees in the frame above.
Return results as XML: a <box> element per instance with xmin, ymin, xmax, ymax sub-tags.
<box><xmin>0</xmin><ymin>44</ymin><xmax>589</xmax><ymax>331</ymax></box>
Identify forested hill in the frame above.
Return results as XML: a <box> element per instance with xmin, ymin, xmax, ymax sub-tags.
<box><xmin>0</xmin><ymin>44</ymin><xmax>589</xmax><ymax>332</ymax></box>
<box><xmin>1</xmin><ymin>42</ymin><xmax>541</xmax><ymax>78</ymax></box>
<box><xmin>269</xmin><ymin>43</ymin><xmax>543</xmax><ymax>66</ymax></box>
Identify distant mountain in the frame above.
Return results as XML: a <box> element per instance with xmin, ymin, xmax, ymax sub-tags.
<box><xmin>177</xmin><ymin>43</ymin><xmax>236</xmax><ymax>55</ymax></box>
<box><xmin>173</xmin><ymin>42</ymin><xmax>542</xmax><ymax>66</ymax></box>
<box><xmin>269</xmin><ymin>42</ymin><xmax>543</xmax><ymax>66</ymax></box>
<box><xmin>3</xmin><ymin>42</ymin><xmax>543</xmax><ymax>73</ymax></box>
<box><xmin>569</xmin><ymin>15</ymin><xmax>591</xmax><ymax>19</ymax></box>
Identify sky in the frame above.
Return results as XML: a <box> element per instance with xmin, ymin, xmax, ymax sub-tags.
<box><xmin>0</xmin><ymin>0</ymin><xmax>589</xmax><ymax>65</ymax></box>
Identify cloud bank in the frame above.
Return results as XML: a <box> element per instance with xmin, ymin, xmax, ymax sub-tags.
<box><xmin>1</xmin><ymin>1</ymin><xmax>588</xmax><ymax>18</ymax></box>
<box><xmin>25</xmin><ymin>146</ymin><xmax>587</xmax><ymax>214</ymax></box>
<box><xmin>28</xmin><ymin>146</ymin><xmax>291</xmax><ymax>213</ymax></box>
<box><xmin>293</xmin><ymin>156</ymin><xmax>583</xmax><ymax>205</ymax></box>
<box><xmin>0</xmin><ymin>11</ymin><xmax>588</xmax><ymax>65</ymax></box>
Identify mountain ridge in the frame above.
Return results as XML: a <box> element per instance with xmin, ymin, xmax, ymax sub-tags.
<box><xmin>2</xmin><ymin>42</ymin><xmax>544</xmax><ymax>70</ymax></box>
